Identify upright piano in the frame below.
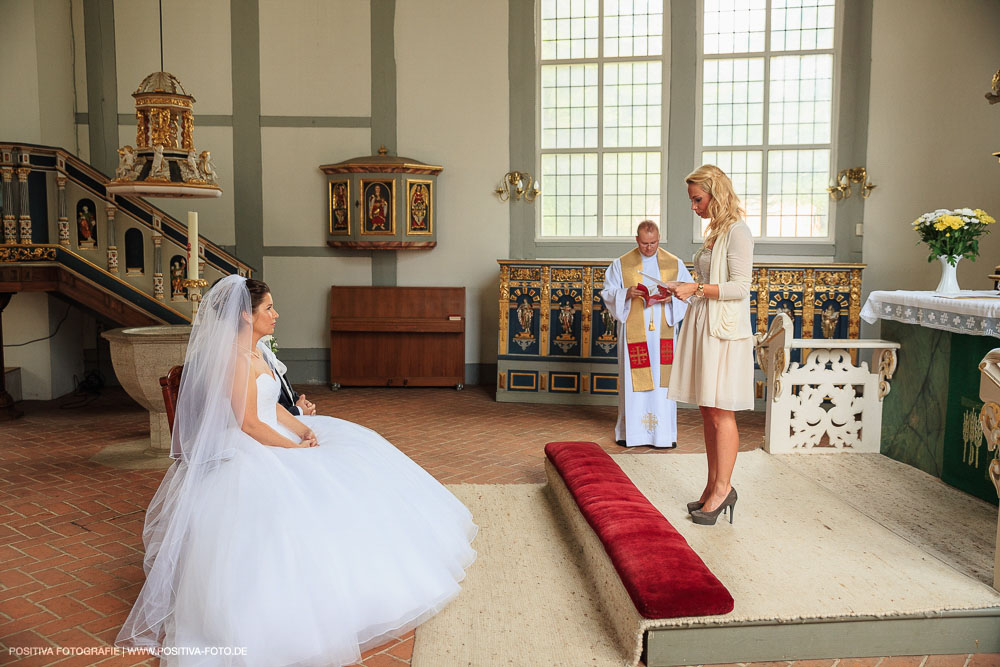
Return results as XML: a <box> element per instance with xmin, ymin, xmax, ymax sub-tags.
<box><xmin>329</xmin><ymin>286</ymin><xmax>465</xmax><ymax>389</ymax></box>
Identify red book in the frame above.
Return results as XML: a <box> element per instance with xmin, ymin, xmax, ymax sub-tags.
<box><xmin>635</xmin><ymin>283</ymin><xmax>670</xmax><ymax>306</ymax></box>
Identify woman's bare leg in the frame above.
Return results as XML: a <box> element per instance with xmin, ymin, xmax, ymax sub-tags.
<box><xmin>700</xmin><ymin>407</ymin><xmax>739</xmax><ymax>512</ymax></box>
<box><xmin>698</xmin><ymin>405</ymin><xmax>718</xmax><ymax>504</ymax></box>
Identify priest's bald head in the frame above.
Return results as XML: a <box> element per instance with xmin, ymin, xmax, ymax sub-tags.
<box><xmin>635</xmin><ymin>220</ymin><xmax>660</xmax><ymax>257</ymax></box>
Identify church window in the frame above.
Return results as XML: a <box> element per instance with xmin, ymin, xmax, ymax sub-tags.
<box><xmin>538</xmin><ymin>0</ymin><xmax>666</xmax><ymax>239</ymax></box>
<box><xmin>698</xmin><ymin>0</ymin><xmax>838</xmax><ymax>241</ymax></box>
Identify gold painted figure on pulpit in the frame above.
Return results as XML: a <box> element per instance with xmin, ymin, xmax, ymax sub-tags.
<box><xmin>516</xmin><ymin>299</ymin><xmax>533</xmax><ymax>337</ymax></box>
<box><xmin>558</xmin><ymin>303</ymin><xmax>574</xmax><ymax>338</ymax></box>
<box><xmin>821</xmin><ymin>303</ymin><xmax>839</xmax><ymax>338</ymax></box>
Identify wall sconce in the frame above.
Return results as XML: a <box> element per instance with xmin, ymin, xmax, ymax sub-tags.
<box><xmin>986</xmin><ymin>69</ymin><xmax>999</xmax><ymax>162</ymax></box>
<box><xmin>827</xmin><ymin>167</ymin><xmax>876</xmax><ymax>201</ymax></box>
<box><xmin>495</xmin><ymin>171</ymin><xmax>540</xmax><ymax>202</ymax></box>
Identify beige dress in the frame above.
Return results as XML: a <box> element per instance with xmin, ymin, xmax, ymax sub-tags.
<box><xmin>667</xmin><ymin>224</ymin><xmax>755</xmax><ymax>411</ymax></box>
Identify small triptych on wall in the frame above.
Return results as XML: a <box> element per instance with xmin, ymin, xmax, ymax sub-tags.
<box><xmin>361</xmin><ymin>179</ymin><xmax>395</xmax><ymax>235</ymax></box>
<box><xmin>328</xmin><ymin>180</ymin><xmax>350</xmax><ymax>235</ymax></box>
<box><xmin>406</xmin><ymin>179</ymin><xmax>433</xmax><ymax>235</ymax></box>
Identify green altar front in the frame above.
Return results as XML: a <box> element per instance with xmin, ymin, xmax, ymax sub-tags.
<box><xmin>878</xmin><ymin>310</ymin><xmax>999</xmax><ymax>506</ymax></box>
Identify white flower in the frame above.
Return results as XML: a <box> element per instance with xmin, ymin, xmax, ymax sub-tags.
<box><xmin>953</xmin><ymin>315</ymin><xmax>962</xmax><ymax>326</ymax></box>
<box><xmin>957</xmin><ymin>208</ymin><xmax>975</xmax><ymax>216</ymax></box>
<box><xmin>928</xmin><ymin>312</ymin><xmax>937</xmax><ymax>322</ymax></box>
<box><xmin>904</xmin><ymin>308</ymin><xmax>913</xmax><ymax>318</ymax></box>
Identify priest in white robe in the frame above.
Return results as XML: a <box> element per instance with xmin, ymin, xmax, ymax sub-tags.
<box><xmin>601</xmin><ymin>220</ymin><xmax>692</xmax><ymax>447</ymax></box>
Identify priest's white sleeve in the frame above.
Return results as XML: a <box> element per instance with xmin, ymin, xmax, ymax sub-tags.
<box><xmin>600</xmin><ymin>259</ymin><xmax>631</xmax><ymax>323</ymax></box>
<box><xmin>663</xmin><ymin>260</ymin><xmax>693</xmax><ymax>326</ymax></box>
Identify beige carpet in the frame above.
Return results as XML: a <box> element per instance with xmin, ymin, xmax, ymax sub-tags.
<box><xmin>413</xmin><ymin>452</ymin><xmax>1000</xmax><ymax>667</ymax></box>
<box><xmin>774</xmin><ymin>452</ymin><xmax>996</xmax><ymax>586</ymax></box>
<box><xmin>412</xmin><ymin>483</ymin><xmax>628</xmax><ymax>667</ymax></box>
<box><xmin>615</xmin><ymin>451</ymin><xmax>1000</xmax><ymax>627</ymax></box>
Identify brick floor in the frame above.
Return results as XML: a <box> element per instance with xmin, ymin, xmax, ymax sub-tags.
<box><xmin>0</xmin><ymin>385</ymin><xmax>994</xmax><ymax>667</ymax></box>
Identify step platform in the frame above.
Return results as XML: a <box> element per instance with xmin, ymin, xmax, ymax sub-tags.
<box><xmin>545</xmin><ymin>443</ymin><xmax>1000</xmax><ymax>667</ymax></box>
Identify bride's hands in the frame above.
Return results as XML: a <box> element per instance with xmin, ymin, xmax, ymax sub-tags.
<box><xmin>297</xmin><ymin>428</ymin><xmax>318</xmax><ymax>448</ymax></box>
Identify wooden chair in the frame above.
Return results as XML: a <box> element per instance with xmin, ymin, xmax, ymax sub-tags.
<box><xmin>159</xmin><ymin>365</ymin><xmax>183</xmax><ymax>434</ymax></box>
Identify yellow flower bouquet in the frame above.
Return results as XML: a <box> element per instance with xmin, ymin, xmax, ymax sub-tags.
<box><xmin>912</xmin><ymin>207</ymin><xmax>995</xmax><ymax>266</ymax></box>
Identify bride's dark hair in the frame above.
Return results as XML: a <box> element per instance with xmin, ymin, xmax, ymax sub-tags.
<box><xmin>245</xmin><ymin>279</ymin><xmax>270</xmax><ymax>312</ymax></box>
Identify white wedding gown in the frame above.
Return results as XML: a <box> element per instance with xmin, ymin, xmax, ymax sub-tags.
<box><xmin>162</xmin><ymin>371</ymin><xmax>477</xmax><ymax>666</ymax></box>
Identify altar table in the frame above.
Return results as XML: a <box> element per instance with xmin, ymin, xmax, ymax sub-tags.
<box><xmin>862</xmin><ymin>290</ymin><xmax>1000</xmax><ymax>504</ymax></box>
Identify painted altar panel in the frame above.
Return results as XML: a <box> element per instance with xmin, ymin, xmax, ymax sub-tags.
<box><xmin>497</xmin><ymin>260</ymin><xmax>865</xmax><ymax>405</ymax></box>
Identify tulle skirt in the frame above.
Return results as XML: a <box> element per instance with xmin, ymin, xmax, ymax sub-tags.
<box><xmin>162</xmin><ymin>415</ymin><xmax>477</xmax><ymax>666</ymax></box>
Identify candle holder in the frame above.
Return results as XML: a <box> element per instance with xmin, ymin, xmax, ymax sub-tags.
<box><xmin>182</xmin><ymin>278</ymin><xmax>209</xmax><ymax>316</ymax></box>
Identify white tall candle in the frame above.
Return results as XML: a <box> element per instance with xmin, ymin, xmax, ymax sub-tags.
<box><xmin>187</xmin><ymin>211</ymin><xmax>199</xmax><ymax>280</ymax></box>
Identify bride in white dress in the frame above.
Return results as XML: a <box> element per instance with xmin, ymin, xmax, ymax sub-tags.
<box><xmin>116</xmin><ymin>276</ymin><xmax>477</xmax><ymax>666</ymax></box>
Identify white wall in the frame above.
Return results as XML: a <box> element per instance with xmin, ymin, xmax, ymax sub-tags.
<box><xmin>35</xmin><ymin>0</ymin><xmax>78</xmax><ymax>150</ymax></box>
<box><xmin>0</xmin><ymin>0</ymin><xmax>76</xmax><ymax>148</ymax></box>
<box><xmin>258</xmin><ymin>0</ymin><xmax>371</xmax><ymax>117</ymax></box>
<box><xmin>0</xmin><ymin>1</ymin><xmax>42</xmax><ymax>141</ymax></box>
<box><xmin>4</xmin><ymin>293</ymin><xmax>85</xmax><ymax>400</ymax></box>
<box><xmin>114</xmin><ymin>0</ymin><xmax>233</xmax><ymax>115</ymax></box>
<box><xmin>4</xmin><ymin>294</ymin><xmax>50</xmax><ymax>400</ymax></box>
<box><xmin>864</xmin><ymin>0</ymin><xmax>1000</xmax><ymax>295</ymax></box>
<box><xmin>395</xmin><ymin>0</ymin><xmax>510</xmax><ymax>365</ymax></box>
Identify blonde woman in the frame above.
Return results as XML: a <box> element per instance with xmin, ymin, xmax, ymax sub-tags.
<box><xmin>667</xmin><ymin>165</ymin><xmax>754</xmax><ymax>526</ymax></box>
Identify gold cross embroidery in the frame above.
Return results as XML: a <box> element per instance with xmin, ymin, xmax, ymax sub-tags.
<box><xmin>641</xmin><ymin>412</ymin><xmax>658</xmax><ymax>432</ymax></box>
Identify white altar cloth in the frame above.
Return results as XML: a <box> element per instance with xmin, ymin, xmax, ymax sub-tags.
<box><xmin>860</xmin><ymin>290</ymin><xmax>1000</xmax><ymax>338</ymax></box>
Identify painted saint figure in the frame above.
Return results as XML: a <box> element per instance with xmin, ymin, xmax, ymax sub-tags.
<box><xmin>170</xmin><ymin>256</ymin><xmax>187</xmax><ymax>300</ymax></box>
<box><xmin>77</xmin><ymin>202</ymin><xmax>97</xmax><ymax>248</ymax></box>
<box><xmin>331</xmin><ymin>183</ymin><xmax>349</xmax><ymax>232</ymax></box>
<box><xmin>409</xmin><ymin>184</ymin><xmax>429</xmax><ymax>231</ymax></box>
<box><xmin>369</xmin><ymin>185</ymin><xmax>389</xmax><ymax>230</ymax></box>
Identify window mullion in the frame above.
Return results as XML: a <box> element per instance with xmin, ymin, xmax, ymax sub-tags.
<box><xmin>761</xmin><ymin>0</ymin><xmax>773</xmax><ymax>241</ymax></box>
<box><xmin>661</xmin><ymin>2</ymin><xmax>669</xmax><ymax>243</ymax></box>
<box><xmin>596</xmin><ymin>0</ymin><xmax>605</xmax><ymax>239</ymax></box>
<box><xmin>694</xmin><ymin>0</ymin><xmax>704</xmax><ymax>243</ymax></box>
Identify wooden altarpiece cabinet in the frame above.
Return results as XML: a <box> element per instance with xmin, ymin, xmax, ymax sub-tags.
<box><xmin>329</xmin><ymin>286</ymin><xmax>465</xmax><ymax>389</ymax></box>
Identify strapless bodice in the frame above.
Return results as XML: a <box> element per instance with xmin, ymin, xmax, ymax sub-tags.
<box><xmin>255</xmin><ymin>372</ymin><xmax>282</xmax><ymax>429</ymax></box>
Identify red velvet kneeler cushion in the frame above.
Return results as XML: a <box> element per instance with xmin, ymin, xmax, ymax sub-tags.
<box><xmin>545</xmin><ymin>441</ymin><xmax>734</xmax><ymax>619</ymax></box>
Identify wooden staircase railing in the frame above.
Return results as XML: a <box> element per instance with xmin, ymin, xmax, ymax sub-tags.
<box><xmin>0</xmin><ymin>142</ymin><xmax>254</xmax><ymax>326</ymax></box>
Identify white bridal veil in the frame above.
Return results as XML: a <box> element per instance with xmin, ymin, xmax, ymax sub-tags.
<box><xmin>116</xmin><ymin>275</ymin><xmax>253</xmax><ymax>648</ymax></box>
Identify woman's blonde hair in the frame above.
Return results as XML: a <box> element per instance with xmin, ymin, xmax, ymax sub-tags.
<box><xmin>686</xmin><ymin>164</ymin><xmax>744</xmax><ymax>249</ymax></box>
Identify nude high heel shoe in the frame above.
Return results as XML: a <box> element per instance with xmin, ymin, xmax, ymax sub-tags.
<box><xmin>690</xmin><ymin>488</ymin><xmax>737</xmax><ymax>525</ymax></box>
